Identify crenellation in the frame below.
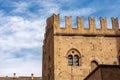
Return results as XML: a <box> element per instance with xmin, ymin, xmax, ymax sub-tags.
<box><xmin>46</xmin><ymin>15</ymin><xmax>54</xmax><ymax>31</ymax></box>
<box><xmin>111</xmin><ymin>17</ymin><xmax>119</xmax><ymax>30</ymax></box>
<box><xmin>88</xmin><ymin>17</ymin><xmax>96</xmax><ymax>33</ymax></box>
<box><xmin>47</xmin><ymin>14</ymin><xmax>120</xmax><ymax>36</ymax></box>
<box><xmin>47</xmin><ymin>15</ymin><xmax>53</xmax><ymax>26</ymax></box>
<box><xmin>77</xmin><ymin>17</ymin><xmax>84</xmax><ymax>30</ymax></box>
<box><xmin>65</xmin><ymin>16</ymin><xmax>72</xmax><ymax>29</ymax></box>
<box><xmin>53</xmin><ymin>14</ymin><xmax>60</xmax><ymax>29</ymax></box>
<box><xmin>100</xmin><ymin>17</ymin><xmax>107</xmax><ymax>30</ymax></box>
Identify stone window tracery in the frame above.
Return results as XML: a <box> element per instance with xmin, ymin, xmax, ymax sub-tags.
<box><xmin>67</xmin><ymin>49</ymin><xmax>81</xmax><ymax>66</ymax></box>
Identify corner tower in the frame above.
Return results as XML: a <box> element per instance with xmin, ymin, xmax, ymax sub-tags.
<box><xmin>42</xmin><ymin>14</ymin><xmax>120</xmax><ymax>80</ymax></box>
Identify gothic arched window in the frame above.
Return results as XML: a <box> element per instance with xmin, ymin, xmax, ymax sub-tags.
<box><xmin>67</xmin><ymin>48</ymin><xmax>81</xmax><ymax>66</ymax></box>
<box><xmin>68</xmin><ymin>55</ymin><xmax>73</xmax><ymax>66</ymax></box>
<box><xmin>91</xmin><ymin>60</ymin><xmax>98</xmax><ymax>71</ymax></box>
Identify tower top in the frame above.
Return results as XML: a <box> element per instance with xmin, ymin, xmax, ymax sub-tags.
<box><xmin>46</xmin><ymin>14</ymin><xmax>120</xmax><ymax>36</ymax></box>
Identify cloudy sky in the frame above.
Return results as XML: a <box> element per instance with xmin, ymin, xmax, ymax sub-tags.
<box><xmin>0</xmin><ymin>0</ymin><xmax>120</xmax><ymax>77</ymax></box>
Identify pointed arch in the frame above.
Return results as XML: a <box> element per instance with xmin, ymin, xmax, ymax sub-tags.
<box><xmin>66</xmin><ymin>48</ymin><xmax>81</xmax><ymax>56</ymax></box>
<box><xmin>91</xmin><ymin>60</ymin><xmax>98</xmax><ymax>71</ymax></box>
<box><xmin>67</xmin><ymin>48</ymin><xmax>81</xmax><ymax>66</ymax></box>
<box><xmin>90</xmin><ymin>57</ymin><xmax>101</xmax><ymax>64</ymax></box>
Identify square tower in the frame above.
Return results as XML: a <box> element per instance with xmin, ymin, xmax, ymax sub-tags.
<box><xmin>42</xmin><ymin>14</ymin><xmax>120</xmax><ymax>80</ymax></box>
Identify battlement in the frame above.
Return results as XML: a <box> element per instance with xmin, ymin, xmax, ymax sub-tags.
<box><xmin>46</xmin><ymin>14</ymin><xmax>120</xmax><ymax>36</ymax></box>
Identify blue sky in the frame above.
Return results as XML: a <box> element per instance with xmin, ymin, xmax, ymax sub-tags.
<box><xmin>0</xmin><ymin>0</ymin><xmax>120</xmax><ymax>77</ymax></box>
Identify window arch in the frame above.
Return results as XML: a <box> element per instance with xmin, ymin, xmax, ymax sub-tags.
<box><xmin>91</xmin><ymin>60</ymin><xmax>98</xmax><ymax>71</ymax></box>
<box><xmin>67</xmin><ymin>48</ymin><xmax>81</xmax><ymax>66</ymax></box>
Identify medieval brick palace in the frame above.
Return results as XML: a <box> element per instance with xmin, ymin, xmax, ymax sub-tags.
<box><xmin>42</xmin><ymin>14</ymin><xmax>120</xmax><ymax>80</ymax></box>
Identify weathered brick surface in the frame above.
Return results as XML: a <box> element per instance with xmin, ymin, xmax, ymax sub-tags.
<box><xmin>42</xmin><ymin>14</ymin><xmax>120</xmax><ymax>80</ymax></box>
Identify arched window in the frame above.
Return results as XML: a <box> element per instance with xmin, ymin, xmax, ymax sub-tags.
<box><xmin>67</xmin><ymin>48</ymin><xmax>81</xmax><ymax>66</ymax></box>
<box><xmin>68</xmin><ymin>55</ymin><xmax>73</xmax><ymax>66</ymax></box>
<box><xmin>74</xmin><ymin>55</ymin><xmax>79</xmax><ymax>66</ymax></box>
<box><xmin>91</xmin><ymin>60</ymin><xmax>98</xmax><ymax>71</ymax></box>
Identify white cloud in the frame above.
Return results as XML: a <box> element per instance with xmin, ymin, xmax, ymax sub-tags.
<box><xmin>0</xmin><ymin>11</ymin><xmax>44</xmax><ymax>77</ymax></box>
<box><xmin>61</xmin><ymin>7</ymin><xmax>96</xmax><ymax>17</ymax></box>
<box><xmin>0</xmin><ymin>0</ymin><xmax>97</xmax><ymax>77</ymax></box>
<box><xmin>37</xmin><ymin>1</ymin><xmax>96</xmax><ymax>17</ymax></box>
<box><xmin>37</xmin><ymin>1</ymin><xmax>60</xmax><ymax>16</ymax></box>
<box><xmin>12</xmin><ymin>2</ymin><xmax>29</xmax><ymax>13</ymax></box>
<box><xmin>0</xmin><ymin>57</ymin><xmax>42</xmax><ymax>77</ymax></box>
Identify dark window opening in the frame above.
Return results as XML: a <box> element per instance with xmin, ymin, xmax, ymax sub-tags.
<box><xmin>67</xmin><ymin>49</ymin><xmax>81</xmax><ymax>66</ymax></box>
<box><xmin>68</xmin><ymin>55</ymin><xmax>73</xmax><ymax>66</ymax></box>
<box><xmin>74</xmin><ymin>55</ymin><xmax>79</xmax><ymax>66</ymax></box>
